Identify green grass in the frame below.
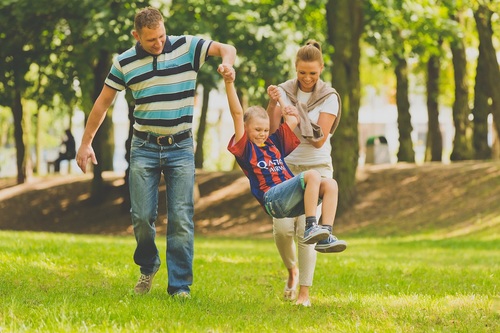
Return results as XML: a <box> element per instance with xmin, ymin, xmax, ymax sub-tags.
<box><xmin>0</xmin><ymin>231</ymin><xmax>498</xmax><ymax>332</ymax></box>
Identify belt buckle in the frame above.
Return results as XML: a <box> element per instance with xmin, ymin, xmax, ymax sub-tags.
<box><xmin>156</xmin><ymin>135</ymin><xmax>174</xmax><ymax>146</ymax></box>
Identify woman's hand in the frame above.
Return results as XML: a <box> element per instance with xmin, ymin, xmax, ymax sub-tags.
<box><xmin>267</xmin><ymin>85</ymin><xmax>281</xmax><ymax>102</ymax></box>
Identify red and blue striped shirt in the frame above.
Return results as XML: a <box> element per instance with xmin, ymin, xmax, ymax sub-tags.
<box><xmin>228</xmin><ymin>123</ymin><xmax>300</xmax><ymax>207</ymax></box>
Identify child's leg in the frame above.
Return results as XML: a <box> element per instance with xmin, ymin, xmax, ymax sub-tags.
<box><xmin>315</xmin><ymin>178</ymin><xmax>347</xmax><ymax>253</ymax></box>
<box><xmin>302</xmin><ymin>170</ymin><xmax>330</xmax><ymax>244</ymax></box>
<box><xmin>302</xmin><ymin>170</ymin><xmax>321</xmax><ymax>217</ymax></box>
<box><xmin>318</xmin><ymin>178</ymin><xmax>339</xmax><ymax>227</ymax></box>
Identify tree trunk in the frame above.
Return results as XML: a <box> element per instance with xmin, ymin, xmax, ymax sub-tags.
<box><xmin>22</xmin><ymin>102</ymin><xmax>33</xmax><ymax>180</ymax></box>
<box><xmin>326</xmin><ymin>0</ymin><xmax>363</xmax><ymax>214</ymax></box>
<box><xmin>474</xmin><ymin>4</ymin><xmax>500</xmax><ymax>157</ymax></box>
<box><xmin>35</xmin><ymin>109</ymin><xmax>42</xmax><ymax>174</ymax></box>
<box><xmin>90</xmin><ymin>50</ymin><xmax>113</xmax><ymax>203</ymax></box>
<box><xmin>394</xmin><ymin>54</ymin><xmax>415</xmax><ymax>163</ymax></box>
<box><xmin>425</xmin><ymin>53</ymin><xmax>443</xmax><ymax>162</ymax></box>
<box><xmin>122</xmin><ymin>90</ymin><xmax>135</xmax><ymax>212</ymax></box>
<box><xmin>12</xmin><ymin>87</ymin><xmax>26</xmax><ymax>184</ymax></box>
<box><xmin>195</xmin><ymin>85</ymin><xmax>210</xmax><ymax>169</ymax></box>
<box><xmin>472</xmin><ymin>36</ymin><xmax>491</xmax><ymax>159</ymax></box>
<box><xmin>449</xmin><ymin>15</ymin><xmax>473</xmax><ymax>161</ymax></box>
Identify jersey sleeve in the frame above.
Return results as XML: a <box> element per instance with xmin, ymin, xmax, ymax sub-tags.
<box><xmin>269</xmin><ymin>123</ymin><xmax>300</xmax><ymax>157</ymax></box>
<box><xmin>227</xmin><ymin>132</ymin><xmax>248</xmax><ymax>159</ymax></box>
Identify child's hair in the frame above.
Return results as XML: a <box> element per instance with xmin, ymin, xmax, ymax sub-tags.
<box><xmin>295</xmin><ymin>39</ymin><xmax>323</xmax><ymax>66</ymax></box>
<box><xmin>243</xmin><ymin>106</ymin><xmax>268</xmax><ymax>124</ymax></box>
<box><xmin>135</xmin><ymin>7</ymin><xmax>164</xmax><ymax>31</ymax></box>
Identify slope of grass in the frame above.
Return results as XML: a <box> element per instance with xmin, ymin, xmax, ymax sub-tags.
<box><xmin>337</xmin><ymin>161</ymin><xmax>500</xmax><ymax>238</ymax></box>
<box><xmin>0</xmin><ymin>231</ymin><xmax>498</xmax><ymax>332</ymax></box>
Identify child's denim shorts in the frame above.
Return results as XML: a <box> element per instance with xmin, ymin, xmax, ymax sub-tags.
<box><xmin>263</xmin><ymin>172</ymin><xmax>320</xmax><ymax>218</ymax></box>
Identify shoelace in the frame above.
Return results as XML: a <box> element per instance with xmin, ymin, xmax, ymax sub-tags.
<box><xmin>137</xmin><ymin>274</ymin><xmax>152</xmax><ymax>285</ymax></box>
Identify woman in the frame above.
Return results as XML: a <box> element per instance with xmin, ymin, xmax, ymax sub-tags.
<box><xmin>266</xmin><ymin>40</ymin><xmax>346</xmax><ymax>307</ymax></box>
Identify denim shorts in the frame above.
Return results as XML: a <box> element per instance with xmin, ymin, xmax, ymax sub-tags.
<box><xmin>263</xmin><ymin>172</ymin><xmax>321</xmax><ymax>218</ymax></box>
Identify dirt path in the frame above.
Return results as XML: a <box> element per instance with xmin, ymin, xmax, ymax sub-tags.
<box><xmin>1</xmin><ymin>161</ymin><xmax>499</xmax><ymax>238</ymax></box>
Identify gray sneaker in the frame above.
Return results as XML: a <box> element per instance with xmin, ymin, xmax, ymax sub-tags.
<box><xmin>172</xmin><ymin>291</ymin><xmax>191</xmax><ymax>299</ymax></box>
<box><xmin>134</xmin><ymin>270</ymin><xmax>158</xmax><ymax>295</ymax></box>
<box><xmin>303</xmin><ymin>224</ymin><xmax>330</xmax><ymax>244</ymax></box>
<box><xmin>314</xmin><ymin>234</ymin><xmax>347</xmax><ymax>253</ymax></box>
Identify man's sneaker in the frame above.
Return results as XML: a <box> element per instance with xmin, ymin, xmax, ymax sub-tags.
<box><xmin>303</xmin><ymin>224</ymin><xmax>330</xmax><ymax>244</ymax></box>
<box><xmin>314</xmin><ymin>235</ymin><xmax>347</xmax><ymax>253</ymax></box>
<box><xmin>134</xmin><ymin>270</ymin><xmax>158</xmax><ymax>295</ymax></box>
<box><xmin>172</xmin><ymin>291</ymin><xmax>191</xmax><ymax>299</ymax></box>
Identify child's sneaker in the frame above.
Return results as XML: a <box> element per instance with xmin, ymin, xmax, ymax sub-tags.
<box><xmin>303</xmin><ymin>224</ymin><xmax>330</xmax><ymax>244</ymax></box>
<box><xmin>314</xmin><ymin>235</ymin><xmax>347</xmax><ymax>253</ymax></box>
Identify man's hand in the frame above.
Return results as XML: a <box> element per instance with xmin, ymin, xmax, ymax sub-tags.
<box><xmin>218</xmin><ymin>64</ymin><xmax>235</xmax><ymax>83</ymax></box>
<box><xmin>76</xmin><ymin>144</ymin><xmax>98</xmax><ymax>173</ymax></box>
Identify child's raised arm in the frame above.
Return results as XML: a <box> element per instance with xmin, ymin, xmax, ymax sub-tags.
<box><xmin>279</xmin><ymin>99</ymin><xmax>300</xmax><ymax>131</ymax></box>
<box><xmin>218</xmin><ymin>64</ymin><xmax>244</xmax><ymax>143</ymax></box>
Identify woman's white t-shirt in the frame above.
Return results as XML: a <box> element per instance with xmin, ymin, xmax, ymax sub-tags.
<box><xmin>279</xmin><ymin>87</ymin><xmax>339</xmax><ymax>167</ymax></box>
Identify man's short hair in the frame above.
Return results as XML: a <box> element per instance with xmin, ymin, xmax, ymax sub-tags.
<box><xmin>134</xmin><ymin>7</ymin><xmax>164</xmax><ymax>31</ymax></box>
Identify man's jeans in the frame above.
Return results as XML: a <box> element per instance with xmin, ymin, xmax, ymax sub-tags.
<box><xmin>129</xmin><ymin>133</ymin><xmax>195</xmax><ymax>295</ymax></box>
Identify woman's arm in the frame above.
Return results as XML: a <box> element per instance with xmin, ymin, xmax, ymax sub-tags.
<box><xmin>308</xmin><ymin>113</ymin><xmax>336</xmax><ymax>148</ymax></box>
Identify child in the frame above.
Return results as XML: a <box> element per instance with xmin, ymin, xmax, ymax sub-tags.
<box><xmin>219</xmin><ymin>65</ymin><xmax>346</xmax><ymax>252</ymax></box>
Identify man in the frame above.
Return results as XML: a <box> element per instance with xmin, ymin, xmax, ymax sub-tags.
<box><xmin>76</xmin><ymin>7</ymin><xmax>236</xmax><ymax>298</ymax></box>
<box><xmin>53</xmin><ymin>129</ymin><xmax>76</xmax><ymax>173</ymax></box>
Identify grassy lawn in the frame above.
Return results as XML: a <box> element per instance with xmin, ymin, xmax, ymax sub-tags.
<box><xmin>0</xmin><ymin>231</ymin><xmax>498</xmax><ymax>332</ymax></box>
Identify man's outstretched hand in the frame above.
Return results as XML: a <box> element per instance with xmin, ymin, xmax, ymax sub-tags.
<box><xmin>76</xmin><ymin>145</ymin><xmax>98</xmax><ymax>173</ymax></box>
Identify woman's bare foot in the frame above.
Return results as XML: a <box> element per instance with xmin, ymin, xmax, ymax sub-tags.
<box><xmin>287</xmin><ymin>266</ymin><xmax>299</xmax><ymax>289</ymax></box>
<box><xmin>295</xmin><ymin>285</ymin><xmax>311</xmax><ymax>306</ymax></box>
<box><xmin>284</xmin><ymin>266</ymin><xmax>299</xmax><ymax>300</ymax></box>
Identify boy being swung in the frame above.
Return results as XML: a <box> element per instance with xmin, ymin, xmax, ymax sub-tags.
<box><xmin>219</xmin><ymin>65</ymin><xmax>347</xmax><ymax>261</ymax></box>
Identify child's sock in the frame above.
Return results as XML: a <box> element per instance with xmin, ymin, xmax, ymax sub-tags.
<box><xmin>322</xmin><ymin>224</ymin><xmax>333</xmax><ymax>233</ymax></box>
<box><xmin>305</xmin><ymin>216</ymin><xmax>317</xmax><ymax>229</ymax></box>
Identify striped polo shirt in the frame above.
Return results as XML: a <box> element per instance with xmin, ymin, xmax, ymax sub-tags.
<box><xmin>105</xmin><ymin>35</ymin><xmax>212</xmax><ymax>135</ymax></box>
<box><xmin>228</xmin><ymin>123</ymin><xmax>300</xmax><ymax>207</ymax></box>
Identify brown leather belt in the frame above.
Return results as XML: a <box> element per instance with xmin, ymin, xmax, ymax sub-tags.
<box><xmin>133</xmin><ymin>129</ymin><xmax>192</xmax><ymax>146</ymax></box>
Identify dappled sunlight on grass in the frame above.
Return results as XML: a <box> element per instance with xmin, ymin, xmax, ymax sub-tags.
<box><xmin>0</xmin><ymin>231</ymin><xmax>498</xmax><ymax>332</ymax></box>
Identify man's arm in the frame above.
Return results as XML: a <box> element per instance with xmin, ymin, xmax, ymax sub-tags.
<box><xmin>76</xmin><ymin>85</ymin><xmax>118</xmax><ymax>173</ymax></box>
<box><xmin>208</xmin><ymin>41</ymin><xmax>237</xmax><ymax>66</ymax></box>
<box><xmin>209</xmin><ymin>42</ymin><xmax>237</xmax><ymax>83</ymax></box>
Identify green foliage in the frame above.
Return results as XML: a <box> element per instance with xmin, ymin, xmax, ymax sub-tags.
<box><xmin>0</xmin><ymin>231</ymin><xmax>498</xmax><ymax>332</ymax></box>
<box><xmin>166</xmin><ymin>0</ymin><xmax>327</xmax><ymax>106</ymax></box>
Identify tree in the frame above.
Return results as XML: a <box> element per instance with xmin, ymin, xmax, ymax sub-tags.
<box><xmin>448</xmin><ymin>5</ymin><xmax>473</xmax><ymax>161</ymax></box>
<box><xmin>326</xmin><ymin>0</ymin><xmax>364</xmax><ymax>213</ymax></box>
<box><xmin>425</xmin><ymin>48</ymin><xmax>443</xmax><ymax>162</ymax></box>
<box><xmin>474</xmin><ymin>1</ymin><xmax>500</xmax><ymax>156</ymax></box>
<box><xmin>364</xmin><ymin>0</ymin><xmax>415</xmax><ymax>163</ymax></box>
<box><xmin>61</xmin><ymin>0</ymin><xmax>151</xmax><ymax>201</ymax></box>
<box><xmin>166</xmin><ymin>0</ymin><xmax>313</xmax><ymax>168</ymax></box>
<box><xmin>472</xmin><ymin>30</ymin><xmax>492</xmax><ymax>159</ymax></box>
<box><xmin>0</xmin><ymin>1</ymin><xmax>66</xmax><ymax>183</ymax></box>
<box><xmin>406</xmin><ymin>3</ymin><xmax>455</xmax><ymax>162</ymax></box>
